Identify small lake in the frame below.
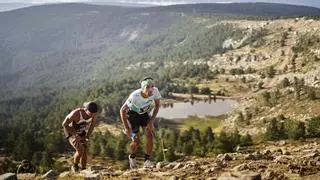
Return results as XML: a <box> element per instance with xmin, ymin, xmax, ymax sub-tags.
<box><xmin>158</xmin><ymin>99</ymin><xmax>238</xmax><ymax>119</ymax></box>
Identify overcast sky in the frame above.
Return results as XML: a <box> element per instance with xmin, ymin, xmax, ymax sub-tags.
<box><xmin>0</xmin><ymin>0</ymin><xmax>319</xmax><ymax>8</ymax></box>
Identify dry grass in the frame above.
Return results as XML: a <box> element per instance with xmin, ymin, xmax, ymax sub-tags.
<box><xmin>178</xmin><ymin>115</ymin><xmax>225</xmax><ymax>133</ymax></box>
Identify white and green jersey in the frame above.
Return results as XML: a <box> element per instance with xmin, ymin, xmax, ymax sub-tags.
<box><xmin>124</xmin><ymin>87</ymin><xmax>161</xmax><ymax>114</ymax></box>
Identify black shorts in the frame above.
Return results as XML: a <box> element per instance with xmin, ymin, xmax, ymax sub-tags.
<box><xmin>127</xmin><ymin>111</ymin><xmax>150</xmax><ymax>134</ymax></box>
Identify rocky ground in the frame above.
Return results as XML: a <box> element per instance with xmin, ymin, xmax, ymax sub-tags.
<box><xmin>2</xmin><ymin>139</ymin><xmax>320</xmax><ymax>180</ymax></box>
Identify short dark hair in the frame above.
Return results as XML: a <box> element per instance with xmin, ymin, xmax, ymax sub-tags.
<box><xmin>22</xmin><ymin>160</ymin><xmax>29</xmax><ymax>164</ymax></box>
<box><xmin>140</xmin><ymin>76</ymin><xmax>153</xmax><ymax>83</ymax></box>
<box><xmin>85</xmin><ymin>102</ymin><xmax>98</xmax><ymax>113</ymax></box>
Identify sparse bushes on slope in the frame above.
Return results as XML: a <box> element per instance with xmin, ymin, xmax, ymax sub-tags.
<box><xmin>87</xmin><ymin>126</ymin><xmax>251</xmax><ymax>163</ymax></box>
<box><xmin>280</xmin><ymin>77</ymin><xmax>290</xmax><ymax>88</ymax></box>
<box><xmin>200</xmin><ymin>87</ymin><xmax>212</xmax><ymax>95</ymax></box>
<box><xmin>307</xmin><ymin>116</ymin><xmax>320</xmax><ymax>138</ymax></box>
<box><xmin>264</xmin><ymin>118</ymin><xmax>281</xmax><ymax>141</ymax></box>
<box><xmin>306</xmin><ymin>87</ymin><xmax>318</xmax><ymax>100</ymax></box>
<box><xmin>263</xmin><ymin>115</ymin><xmax>320</xmax><ymax>141</ymax></box>
<box><xmin>292</xmin><ymin>34</ymin><xmax>320</xmax><ymax>53</ymax></box>
<box><xmin>280</xmin><ymin>31</ymin><xmax>288</xmax><ymax>47</ymax></box>
<box><xmin>284</xmin><ymin>119</ymin><xmax>305</xmax><ymax>140</ymax></box>
<box><xmin>230</xmin><ymin>68</ymin><xmax>245</xmax><ymax>75</ymax></box>
<box><xmin>266</xmin><ymin>66</ymin><xmax>276</xmax><ymax>78</ymax></box>
<box><xmin>240</xmin><ymin>133</ymin><xmax>253</xmax><ymax>146</ymax></box>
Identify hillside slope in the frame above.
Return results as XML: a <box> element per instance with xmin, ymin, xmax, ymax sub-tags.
<box><xmin>209</xmin><ymin>18</ymin><xmax>320</xmax><ymax>135</ymax></box>
<box><xmin>1</xmin><ymin>3</ymin><xmax>320</xmax><ymax>91</ymax></box>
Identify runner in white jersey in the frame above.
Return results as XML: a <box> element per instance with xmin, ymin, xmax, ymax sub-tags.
<box><xmin>120</xmin><ymin>77</ymin><xmax>161</xmax><ymax>169</ymax></box>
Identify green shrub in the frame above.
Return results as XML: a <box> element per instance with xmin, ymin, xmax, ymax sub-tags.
<box><xmin>307</xmin><ymin>117</ymin><xmax>320</xmax><ymax>138</ymax></box>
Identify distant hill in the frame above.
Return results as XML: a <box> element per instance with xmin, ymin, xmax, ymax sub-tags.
<box><xmin>144</xmin><ymin>2</ymin><xmax>320</xmax><ymax>16</ymax></box>
<box><xmin>0</xmin><ymin>3</ymin><xmax>319</xmax><ymax>91</ymax></box>
<box><xmin>91</xmin><ymin>0</ymin><xmax>320</xmax><ymax>8</ymax></box>
<box><xmin>0</xmin><ymin>3</ymin><xmax>34</xmax><ymax>12</ymax></box>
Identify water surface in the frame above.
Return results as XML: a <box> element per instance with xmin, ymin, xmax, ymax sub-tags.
<box><xmin>158</xmin><ymin>99</ymin><xmax>237</xmax><ymax>119</ymax></box>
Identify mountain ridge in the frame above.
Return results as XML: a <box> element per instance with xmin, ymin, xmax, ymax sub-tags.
<box><xmin>1</xmin><ymin>2</ymin><xmax>320</xmax><ymax>92</ymax></box>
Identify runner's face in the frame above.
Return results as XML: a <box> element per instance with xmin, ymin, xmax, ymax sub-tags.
<box><xmin>86</xmin><ymin>110</ymin><xmax>96</xmax><ymax>117</ymax></box>
<box><xmin>146</xmin><ymin>85</ymin><xmax>154</xmax><ymax>96</ymax></box>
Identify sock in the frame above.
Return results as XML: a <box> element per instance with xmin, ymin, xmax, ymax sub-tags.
<box><xmin>144</xmin><ymin>154</ymin><xmax>150</xmax><ymax>161</ymax></box>
<box><xmin>129</xmin><ymin>154</ymin><xmax>136</xmax><ymax>159</ymax></box>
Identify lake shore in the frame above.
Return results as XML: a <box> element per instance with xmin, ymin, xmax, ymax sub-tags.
<box><xmin>161</xmin><ymin>92</ymin><xmax>240</xmax><ymax>105</ymax></box>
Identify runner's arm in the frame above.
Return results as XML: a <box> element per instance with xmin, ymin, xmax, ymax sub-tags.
<box><xmin>86</xmin><ymin>115</ymin><xmax>96</xmax><ymax>137</ymax></box>
<box><xmin>62</xmin><ymin>111</ymin><xmax>77</xmax><ymax>138</ymax></box>
<box><xmin>150</xmin><ymin>99</ymin><xmax>160</xmax><ymax>124</ymax></box>
<box><xmin>120</xmin><ymin>104</ymin><xmax>130</xmax><ymax>130</ymax></box>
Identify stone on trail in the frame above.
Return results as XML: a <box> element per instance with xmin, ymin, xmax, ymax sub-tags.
<box><xmin>59</xmin><ymin>171</ymin><xmax>72</xmax><ymax>178</ymax></box>
<box><xmin>41</xmin><ymin>169</ymin><xmax>58</xmax><ymax>179</ymax></box>
<box><xmin>168</xmin><ymin>175</ymin><xmax>179</xmax><ymax>180</ymax></box>
<box><xmin>233</xmin><ymin>163</ymin><xmax>249</xmax><ymax>172</ymax></box>
<box><xmin>17</xmin><ymin>173</ymin><xmax>36</xmax><ymax>180</ymax></box>
<box><xmin>173</xmin><ymin>163</ymin><xmax>183</xmax><ymax>170</ymax></box>
<box><xmin>89</xmin><ymin>165</ymin><xmax>105</xmax><ymax>172</ymax></box>
<box><xmin>0</xmin><ymin>173</ymin><xmax>17</xmax><ymax>180</ymax></box>
<box><xmin>218</xmin><ymin>154</ymin><xmax>233</xmax><ymax>162</ymax></box>
<box><xmin>231</xmin><ymin>171</ymin><xmax>261</xmax><ymax>180</ymax></box>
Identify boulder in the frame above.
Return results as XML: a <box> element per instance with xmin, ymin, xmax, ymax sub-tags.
<box><xmin>0</xmin><ymin>173</ymin><xmax>17</xmax><ymax>180</ymax></box>
<box><xmin>164</xmin><ymin>162</ymin><xmax>178</xmax><ymax>169</ymax></box>
<box><xmin>200</xmin><ymin>165</ymin><xmax>210</xmax><ymax>170</ymax></box>
<box><xmin>217</xmin><ymin>177</ymin><xmax>238</xmax><ymax>180</ymax></box>
<box><xmin>231</xmin><ymin>171</ymin><xmax>261</xmax><ymax>180</ymax></box>
<box><xmin>304</xmin><ymin>152</ymin><xmax>320</xmax><ymax>159</ymax></box>
<box><xmin>278</xmin><ymin>140</ymin><xmax>286</xmax><ymax>146</ymax></box>
<box><xmin>274</xmin><ymin>149</ymin><xmax>283</xmax><ymax>155</ymax></box>
<box><xmin>41</xmin><ymin>170</ymin><xmax>58</xmax><ymax>179</ymax></box>
<box><xmin>112</xmin><ymin>170</ymin><xmax>123</xmax><ymax>176</ymax></box>
<box><xmin>274</xmin><ymin>155</ymin><xmax>292</xmax><ymax>164</ymax></box>
<box><xmin>173</xmin><ymin>163</ymin><xmax>183</xmax><ymax>170</ymax></box>
<box><xmin>218</xmin><ymin>154</ymin><xmax>233</xmax><ymax>162</ymax></box>
<box><xmin>183</xmin><ymin>162</ymin><xmax>196</xmax><ymax>169</ymax></box>
<box><xmin>84</xmin><ymin>173</ymin><xmax>100</xmax><ymax>180</ymax></box>
<box><xmin>233</xmin><ymin>163</ymin><xmax>249</xmax><ymax>172</ymax></box>
<box><xmin>17</xmin><ymin>173</ymin><xmax>36</xmax><ymax>180</ymax></box>
<box><xmin>127</xmin><ymin>177</ymin><xmax>141</xmax><ymax>180</ymax></box>
<box><xmin>263</xmin><ymin>150</ymin><xmax>272</xmax><ymax>156</ymax></box>
<box><xmin>205</xmin><ymin>167</ymin><xmax>218</xmax><ymax>174</ymax></box>
<box><xmin>207</xmin><ymin>177</ymin><xmax>217</xmax><ymax>180</ymax></box>
<box><xmin>59</xmin><ymin>171</ymin><xmax>72</xmax><ymax>178</ymax></box>
<box><xmin>245</xmin><ymin>154</ymin><xmax>256</xmax><ymax>160</ymax></box>
<box><xmin>308</xmin><ymin>160</ymin><xmax>317</xmax><ymax>166</ymax></box>
<box><xmin>156</xmin><ymin>161</ymin><xmax>168</xmax><ymax>169</ymax></box>
<box><xmin>282</xmin><ymin>150</ymin><xmax>291</xmax><ymax>155</ymax></box>
<box><xmin>264</xmin><ymin>170</ymin><xmax>286</xmax><ymax>180</ymax></box>
<box><xmin>252</xmin><ymin>151</ymin><xmax>263</xmax><ymax>160</ymax></box>
<box><xmin>89</xmin><ymin>165</ymin><xmax>104</xmax><ymax>172</ymax></box>
<box><xmin>168</xmin><ymin>175</ymin><xmax>179</xmax><ymax>180</ymax></box>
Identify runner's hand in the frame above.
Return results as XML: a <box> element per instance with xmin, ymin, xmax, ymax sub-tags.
<box><xmin>146</xmin><ymin>122</ymin><xmax>154</xmax><ymax>132</ymax></box>
<box><xmin>75</xmin><ymin>134</ymin><xmax>81</xmax><ymax>141</ymax></box>
<box><xmin>123</xmin><ymin>128</ymin><xmax>132</xmax><ymax>138</ymax></box>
